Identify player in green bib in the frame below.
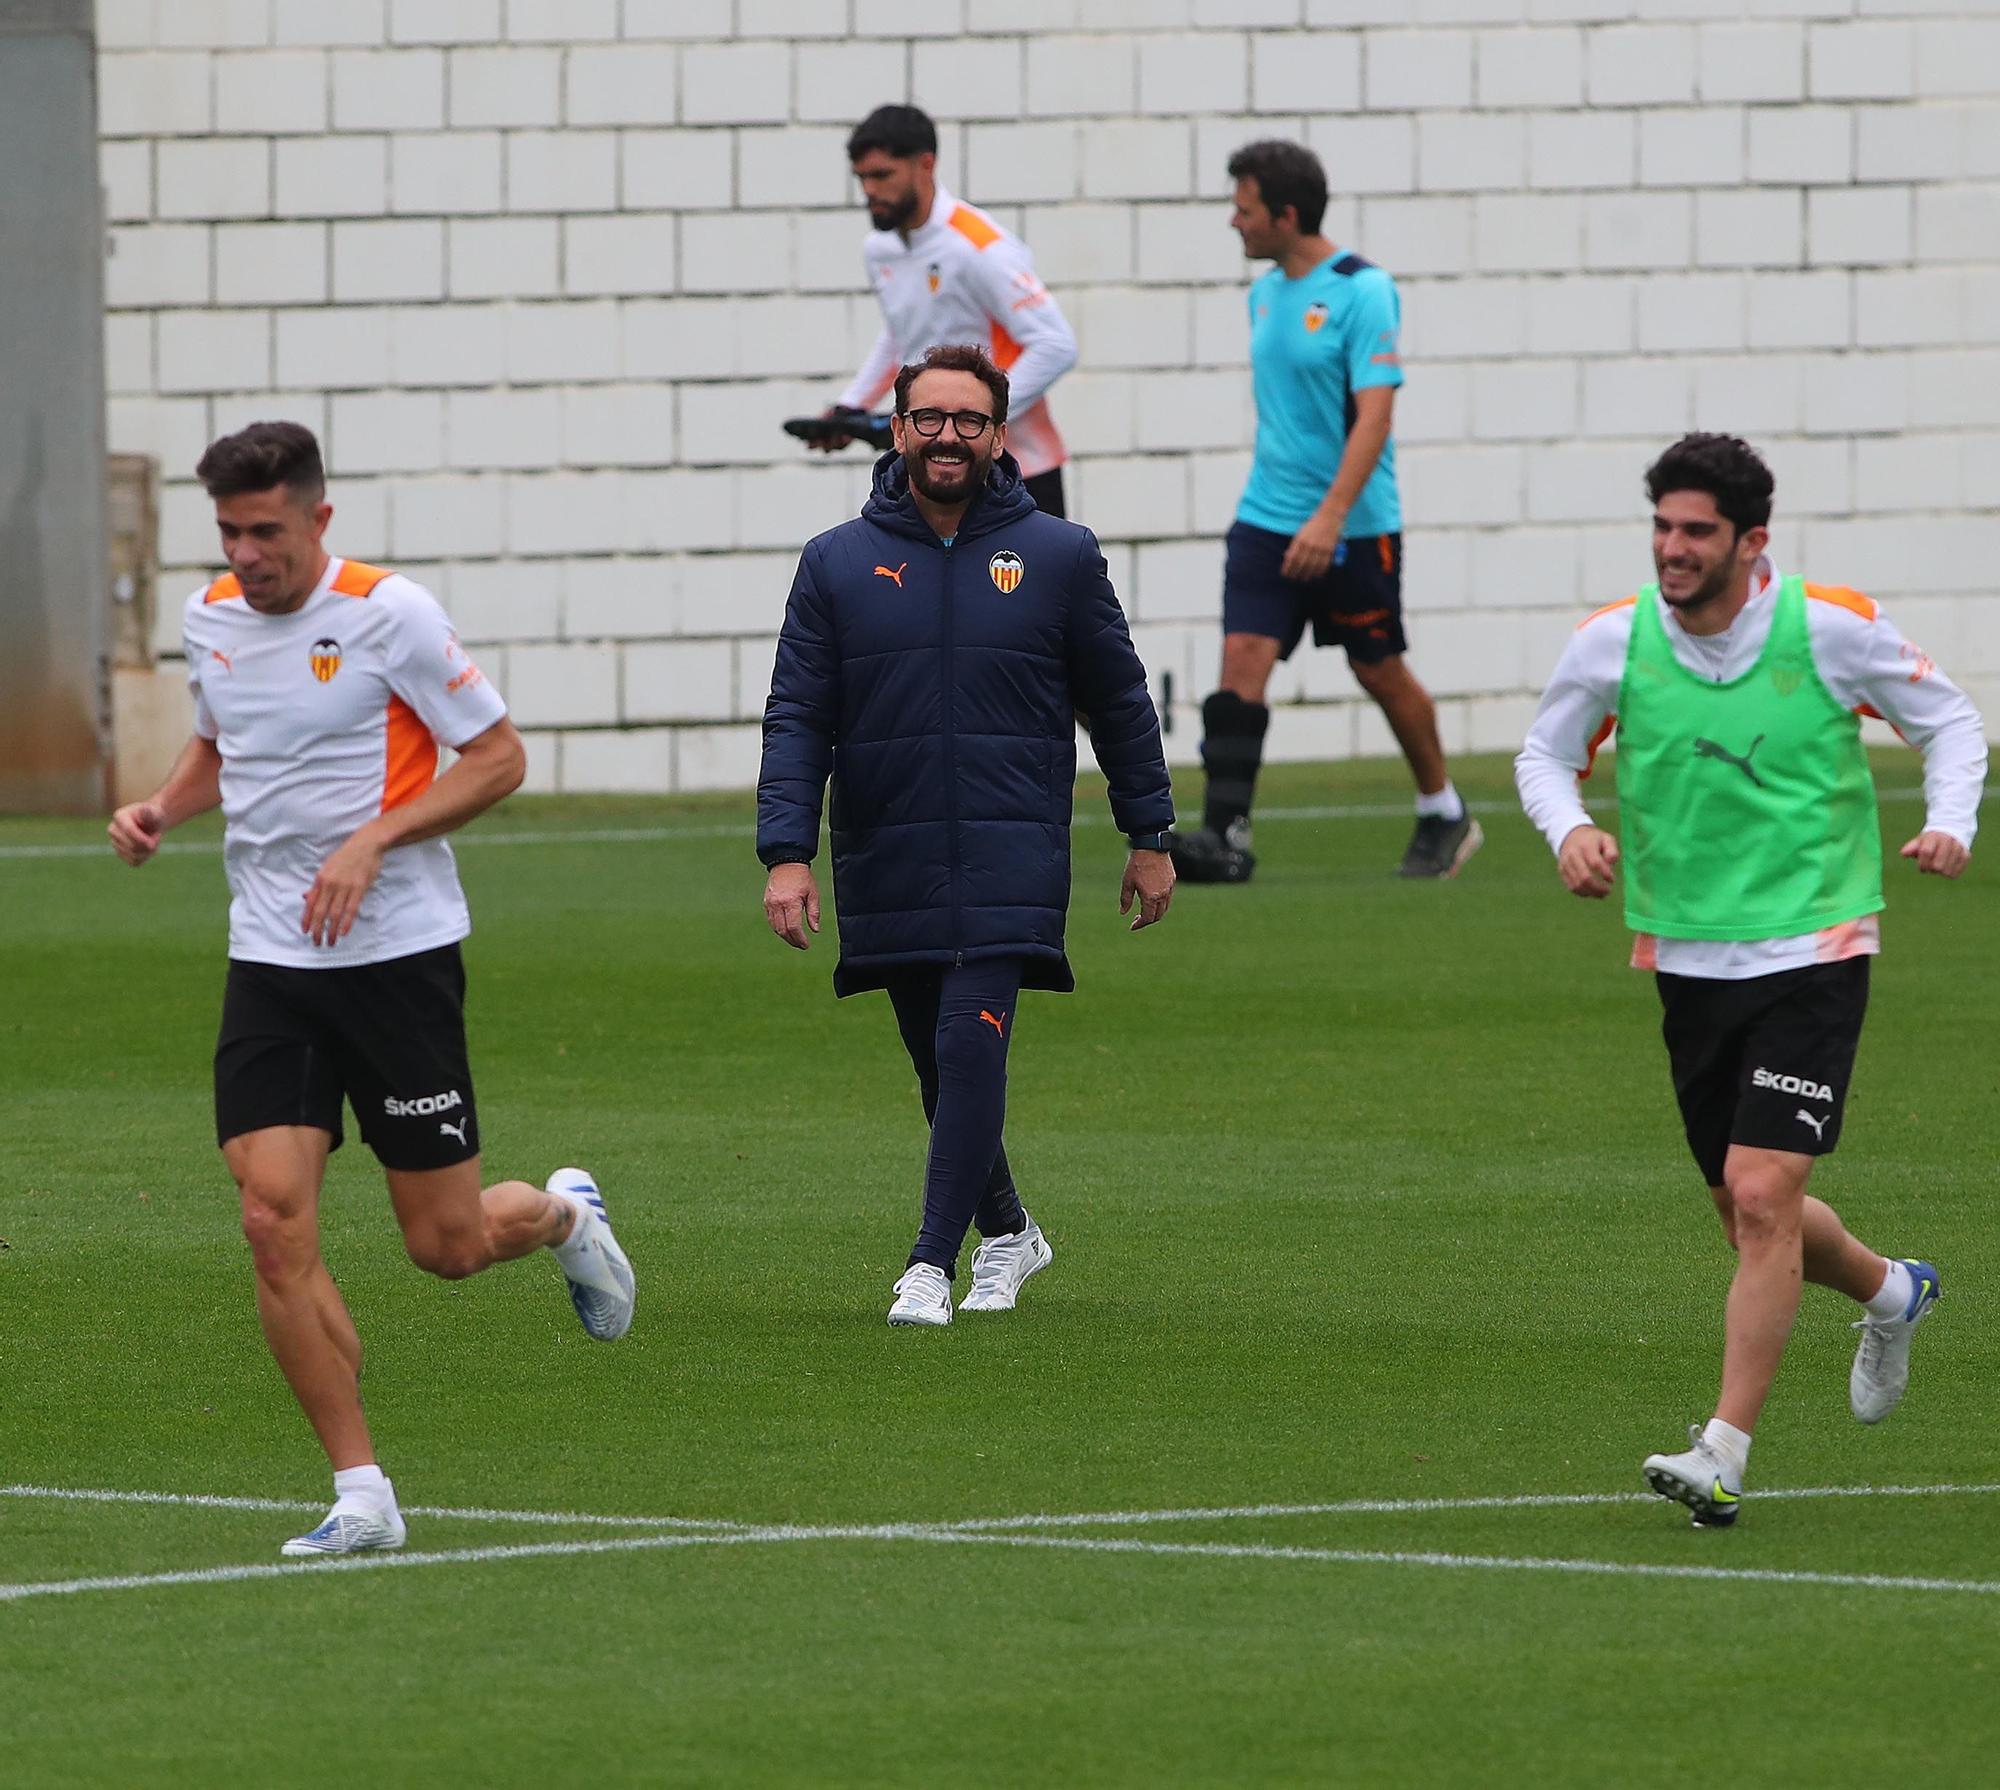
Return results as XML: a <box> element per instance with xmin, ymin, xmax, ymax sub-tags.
<box><xmin>1517</xmin><ymin>434</ymin><xmax>1987</xmax><ymax>1528</ymax></box>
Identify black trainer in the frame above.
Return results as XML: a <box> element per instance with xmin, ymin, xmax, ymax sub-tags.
<box><xmin>1398</xmin><ymin>813</ymin><xmax>1483</xmax><ymax>879</ymax></box>
<box><xmin>1170</xmin><ymin>823</ymin><xmax>1255</xmax><ymax>884</ymax></box>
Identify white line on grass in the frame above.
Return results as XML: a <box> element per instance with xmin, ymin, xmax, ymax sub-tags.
<box><xmin>946</xmin><ymin>1481</ymin><xmax>2000</xmax><ymax>1530</ymax></box>
<box><xmin>0</xmin><ymin>1522</ymin><xmax>950</xmax><ymax>1606</ymax></box>
<box><xmin>0</xmin><ymin>1483</ymin><xmax>750</xmax><ymax>1531</ymax></box>
<box><xmin>0</xmin><ymin>789</ymin><xmax>1928</xmax><ymax>862</ymax></box>
<box><xmin>914</xmin><ymin>1531</ymin><xmax>2000</xmax><ymax>1598</ymax></box>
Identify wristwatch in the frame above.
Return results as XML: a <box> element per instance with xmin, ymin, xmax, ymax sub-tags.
<box><xmin>1127</xmin><ymin>831</ymin><xmax>1173</xmax><ymax>853</ymax></box>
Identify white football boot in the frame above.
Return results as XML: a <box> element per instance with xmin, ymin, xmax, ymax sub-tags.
<box><xmin>887</xmin><ymin>1263</ymin><xmax>953</xmax><ymax>1327</ymax></box>
<box><xmin>281</xmin><ymin>1494</ymin><xmax>408</xmax><ymax>1559</ymax></box>
<box><xmin>959</xmin><ymin>1219</ymin><xmax>1053</xmax><ymax>1313</ymax></box>
<box><xmin>1642</xmin><ymin>1426</ymin><xmax>1744</xmax><ymax>1529</ymax></box>
<box><xmin>1850</xmin><ymin>1258</ymin><xmax>1942</xmax><ymax>1424</ymax></box>
<box><xmin>547</xmin><ymin>1167</ymin><xmax>636</xmax><ymax>1341</ymax></box>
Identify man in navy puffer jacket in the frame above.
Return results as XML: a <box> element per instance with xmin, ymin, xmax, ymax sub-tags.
<box><xmin>758</xmin><ymin>344</ymin><xmax>1176</xmax><ymax>1328</ymax></box>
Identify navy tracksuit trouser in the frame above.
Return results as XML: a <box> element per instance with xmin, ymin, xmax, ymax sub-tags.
<box><xmin>885</xmin><ymin>958</ymin><xmax>1029</xmax><ymax>1277</ymax></box>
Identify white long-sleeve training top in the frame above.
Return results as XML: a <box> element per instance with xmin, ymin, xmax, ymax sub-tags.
<box><xmin>1514</xmin><ymin>558</ymin><xmax>1987</xmax><ymax>980</ymax></box>
<box><xmin>838</xmin><ymin>185</ymin><xmax>1078</xmax><ymax>479</ymax></box>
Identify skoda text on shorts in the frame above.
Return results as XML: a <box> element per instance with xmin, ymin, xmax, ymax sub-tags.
<box><xmin>106</xmin><ymin>422</ymin><xmax>636</xmax><ymax>1559</ymax></box>
<box><xmin>1514</xmin><ymin>431</ymin><xmax>1986</xmax><ymax>1528</ymax></box>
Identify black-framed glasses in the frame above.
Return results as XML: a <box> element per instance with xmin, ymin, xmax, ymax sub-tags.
<box><xmin>900</xmin><ymin>407</ymin><xmax>995</xmax><ymax>440</ymax></box>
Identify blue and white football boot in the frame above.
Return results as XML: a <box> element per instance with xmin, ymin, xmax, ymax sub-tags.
<box><xmin>281</xmin><ymin>1496</ymin><xmax>407</xmax><ymax>1559</ymax></box>
<box><xmin>547</xmin><ymin>1166</ymin><xmax>636</xmax><ymax>1342</ymax></box>
<box><xmin>1850</xmin><ymin>1258</ymin><xmax>1942</xmax><ymax>1424</ymax></box>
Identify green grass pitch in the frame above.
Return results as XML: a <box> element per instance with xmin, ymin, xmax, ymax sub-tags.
<box><xmin>2</xmin><ymin>751</ymin><xmax>1996</xmax><ymax>1786</ymax></box>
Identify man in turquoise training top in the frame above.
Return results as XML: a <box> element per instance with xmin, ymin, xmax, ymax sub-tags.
<box><xmin>1171</xmin><ymin>139</ymin><xmax>1477</xmax><ymax>886</ymax></box>
<box><xmin>1516</xmin><ymin>433</ymin><xmax>1986</xmax><ymax>1527</ymax></box>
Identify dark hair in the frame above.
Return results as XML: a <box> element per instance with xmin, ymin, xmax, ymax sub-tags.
<box><xmin>195</xmin><ymin>420</ymin><xmax>326</xmax><ymax>504</ymax></box>
<box><xmin>1643</xmin><ymin>433</ymin><xmax>1775</xmax><ymax>535</ymax></box>
<box><xmin>1226</xmin><ymin>139</ymin><xmax>1328</xmax><ymax>235</ymax></box>
<box><xmin>894</xmin><ymin>343</ymin><xmax>1010</xmax><ymax>424</ymax></box>
<box><xmin>847</xmin><ymin>104</ymin><xmax>937</xmax><ymax>162</ymax></box>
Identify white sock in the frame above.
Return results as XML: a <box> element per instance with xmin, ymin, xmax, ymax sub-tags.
<box><xmin>333</xmin><ymin>1464</ymin><xmax>392</xmax><ymax>1510</ymax></box>
<box><xmin>1701</xmin><ymin>1419</ymin><xmax>1752</xmax><ymax>1480</ymax></box>
<box><xmin>1415</xmin><ymin>781</ymin><xmax>1464</xmax><ymax>822</ymax></box>
<box><xmin>549</xmin><ymin>1191</ymin><xmax>591</xmax><ymax>1264</ymax></box>
<box><xmin>1864</xmin><ymin>1258</ymin><xmax>1913</xmax><ymax>1320</ymax></box>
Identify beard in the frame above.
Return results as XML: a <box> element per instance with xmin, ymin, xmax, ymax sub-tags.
<box><xmin>1656</xmin><ymin>555</ymin><xmax>1736</xmax><ymax>614</ymax></box>
<box><xmin>904</xmin><ymin>438</ymin><xmax>993</xmax><ymax>503</ymax></box>
<box><xmin>867</xmin><ymin>190</ymin><xmax>919</xmax><ymax>232</ymax></box>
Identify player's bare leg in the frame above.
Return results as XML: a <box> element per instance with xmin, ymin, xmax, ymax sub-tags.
<box><xmin>1353</xmin><ymin>654</ymin><xmax>1480</xmax><ymax>878</ymax></box>
<box><xmin>1219</xmin><ymin>631</ymin><xmax>1280</xmax><ymax>704</ymax></box>
<box><xmin>227</xmin><ymin>1125</ymin><xmax>373</xmax><ymax>1470</ymax></box>
<box><xmin>1713</xmin><ymin>1144</ymin><xmax>1813</xmax><ymax>1433</ymax></box>
<box><xmin>384</xmin><ymin>1157</ymin><xmax>572</xmax><ymax>1278</ymax></box>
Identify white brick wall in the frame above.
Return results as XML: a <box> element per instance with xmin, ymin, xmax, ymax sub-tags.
<box><xmin>99</xmin><ymin>3</ymin><xmax>2000</xmax><ymax>791</ymax></box>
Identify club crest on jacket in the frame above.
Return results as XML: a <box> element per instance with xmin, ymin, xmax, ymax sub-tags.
<box><xmin>988</xmin><ymin>551</ymin><xmax>1024</xmax><ymax>594</ymax></box>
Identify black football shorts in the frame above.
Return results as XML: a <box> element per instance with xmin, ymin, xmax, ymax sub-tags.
<box><xmin>1657</xmin><ymin>957</ymin><xmax>1869</xmax><ymax>1186</ymax></box>
<box><xmin>214</xmin><ymin>943</ymin><xmax>480</xmax><ymax>1171</ymax></box>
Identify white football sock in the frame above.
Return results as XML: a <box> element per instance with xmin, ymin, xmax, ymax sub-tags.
<box><xmin>549</xmin><ymin>1190</ymin><xmax>593</xmax><ymax>1265</ymax></box>
<box><xmin>1864</xmin><ymin>1258</ymin><xmax>1913</xmax><ymax>1320</ymax></box>
<box><xmin>333</xmin><ymin>1464</ymin><xmax>393</xmax><ymax>1510</ymax></box>
<box><xmin>1415</xmin><ymin>781</ymin><xmax>1464</xmax><ymax>822</ymax></box>
<box><xmin>1701</xmin><ymin>1419</ymin><xmax>1752</xmax><ymax>1480</ymax></box>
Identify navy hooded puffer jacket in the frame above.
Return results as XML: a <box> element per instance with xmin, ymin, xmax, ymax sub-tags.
<box><xmin>757</xmin><ymin>451</ymin><xmax>1174</xmax><ymax>996</ymax></box>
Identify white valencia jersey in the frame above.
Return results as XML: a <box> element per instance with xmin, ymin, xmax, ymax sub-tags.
<box><xmin>183</xmin><ymin>556</ymin><xmax>509</xmax><ymax>969</ymax></box>
<box><xmin>1515</xmin><ymin>558</ymin><xmax>1987</xmax><ymax>980</ymax></box>
<box><xmin>839</xmin><ymin>185</ymin><xmax>1078</xmax><ymax>479</ymax></box>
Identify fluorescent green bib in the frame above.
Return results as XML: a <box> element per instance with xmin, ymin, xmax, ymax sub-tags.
<box><xmin>1617</xmin><ymin>577</ymin><xmax>1883</xmax><ymax>940</ymax></box>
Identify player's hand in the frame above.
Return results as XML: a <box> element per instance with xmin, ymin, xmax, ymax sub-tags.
<box><xmin>809</xmin><ymin>407</ymin><xmax>853</xmax><ymax>454</ymax></box>
<box><xmin>303</xmin><ymin>827</ymin><xmax>387</xmax><ymax>946</ymax></box>
<box><xmin>1280</xmin><ymin>513</ymin><xmax>1342</xmax><ymax>583</ymax></box>
<box><xmin>1120</xmin><ymin>850</ymin><xmax>1175</xmax><ymax>931</ymax></box>
<box><xmin>108</xmin><ymin>801</ymin><xmax>167</xmax><ymax>867</ymax></box>
<box><xmin>1558</xmin><ymin>825</ymin><xmax>1620</xmax><ymax>899</ymax></box>
<box><xmin>1901</xmin><ymin>830</ymin><xmax>1969</xmax><ymax>878</ymax></box>
<box><xmin>764</xmin><ymin>862</ymin><xmax>821</xmax><ymax>949</ymax></box>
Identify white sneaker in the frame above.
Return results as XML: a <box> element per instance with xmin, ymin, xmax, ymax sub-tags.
<box><xmin>1851</xmin><ymin>1258</ymin><xmax>1942</xmax><ymax>1424</ymax></box>
<box><xmin>548</xmin><ymin>1167</ymin><xmax>636</xmax><ymax>1342</ymax></box>
<box><xmin>1642</xmin><ymin>1426</ymin><xmax>1744</xmax><ymax>1529</ymax></box>
<box><xmin>281</xmin><ymin>1496</ymin><xmax>407</xmax><ymax>1559</ymax></box>
<box><xmin>888</xmin><ymin>1263</ymin><xmax>953</xmax><ymax>1327</ymax></box>
<box><xmin>959</xmin><ymin>1219</ymin><xmax>1053</xmax><ymax>1313</ymax></box>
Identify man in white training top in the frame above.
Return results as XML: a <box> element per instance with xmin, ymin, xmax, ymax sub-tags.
<box><xmin>107</xmin><ymin>422</ymin><xmax>636</xmax><ymax>1559</ymax></box>
<box><xmin>813</xmin><ymin>103</ymin><xmax>1078</xmax><ymax>516</ymax></box>
<box><xmin>1516</xmin><ymin>432</ymin><xmax>1984</xmax><ymax>1529</ymax></box>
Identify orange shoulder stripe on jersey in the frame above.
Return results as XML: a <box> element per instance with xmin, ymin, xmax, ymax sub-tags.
<box><xmin>947</xmin><ymin>203</ymin><xmax>1001</xmax><ymax>250</ymax></box>
<box><xmin>381</xmin><ymin>696</ymin><xmax>438</xmax><ymax>814</ymax></box>
<box><xmin>989</xmin><ymin>320</ymin><xmax>1023</xmax><ymax>371</ymax></box>
<box><xmin>1577</xmin><ymin>594</ymin><xmax>1638</xmax><ymax>630</ymax></box>
<box><xmin>1805</xmin><ymin>582</ymin><xmax>1877</xmax><ymax>623</ymax></box>
<box><xmin>1582</xmin><ymin>712</ymin><xmax>1616</xmax><ymax>781</ymax></box>
<box><xmin>204</xmin><ymin>574</ymin><xmax>243</xmax><ymax>603</ymax></box>
<box><xmin>332</xmin><ymin>559</ymin><xmax>395</xmax><ymax>598</ymax></box>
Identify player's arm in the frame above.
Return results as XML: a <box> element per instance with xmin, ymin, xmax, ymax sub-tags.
<box><xmin>302</xmin><ymin>716</ymin><xmax>524</xmax><ymax>946</ymax></box>
<box><xmin>819</xmin><ymin>324</ymin><xmax>901</xmax><ymax>451</ymax></box>
<box><xmin>107</xmin><ymin>732</ymin><xmax>223</xmax><ymax>866</ymax></box>
<box><xmin>1281</xmin><ymin>274</ymin><xmax>1403</xmax><ymax>583</ymax></box>
<box><xmin>1063</xmin><ymin>531</ymin><xmax>1175</xmax><ymax>931</ymax></box>
<box><xmin>1814</xmin><ymin>597</ymin><xmax>1987</xmax><ymax>878</ymax></box>
<box><xmin>1516</xmin><ymin>612</ymin><xmax>1627</xmax><ymax>899</ymax></box>
<box><xmin>963</xmin><ymin>241</ymin><xmax>1076</xmax><ymax>415</ymax></box>
<box><xmin>759</xmin><ymin>549</ymin><xmax>841</xmax><ymax>948</ymax></box>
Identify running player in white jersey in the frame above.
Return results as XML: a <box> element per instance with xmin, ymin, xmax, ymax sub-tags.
<box><xmin>1516</xmin><ymin>432</ymin><xmax>1985</xmax><ymax>1527</ymax></box>
<box><xmin>107</xmin><ymin>423</ymin><xmax>636</xmax><ymax>1558</ymax></box>
<box><xmin>812</xmin><ymin>103</ymin><xmax>1078</xmax><ymax>516</ymax></box>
